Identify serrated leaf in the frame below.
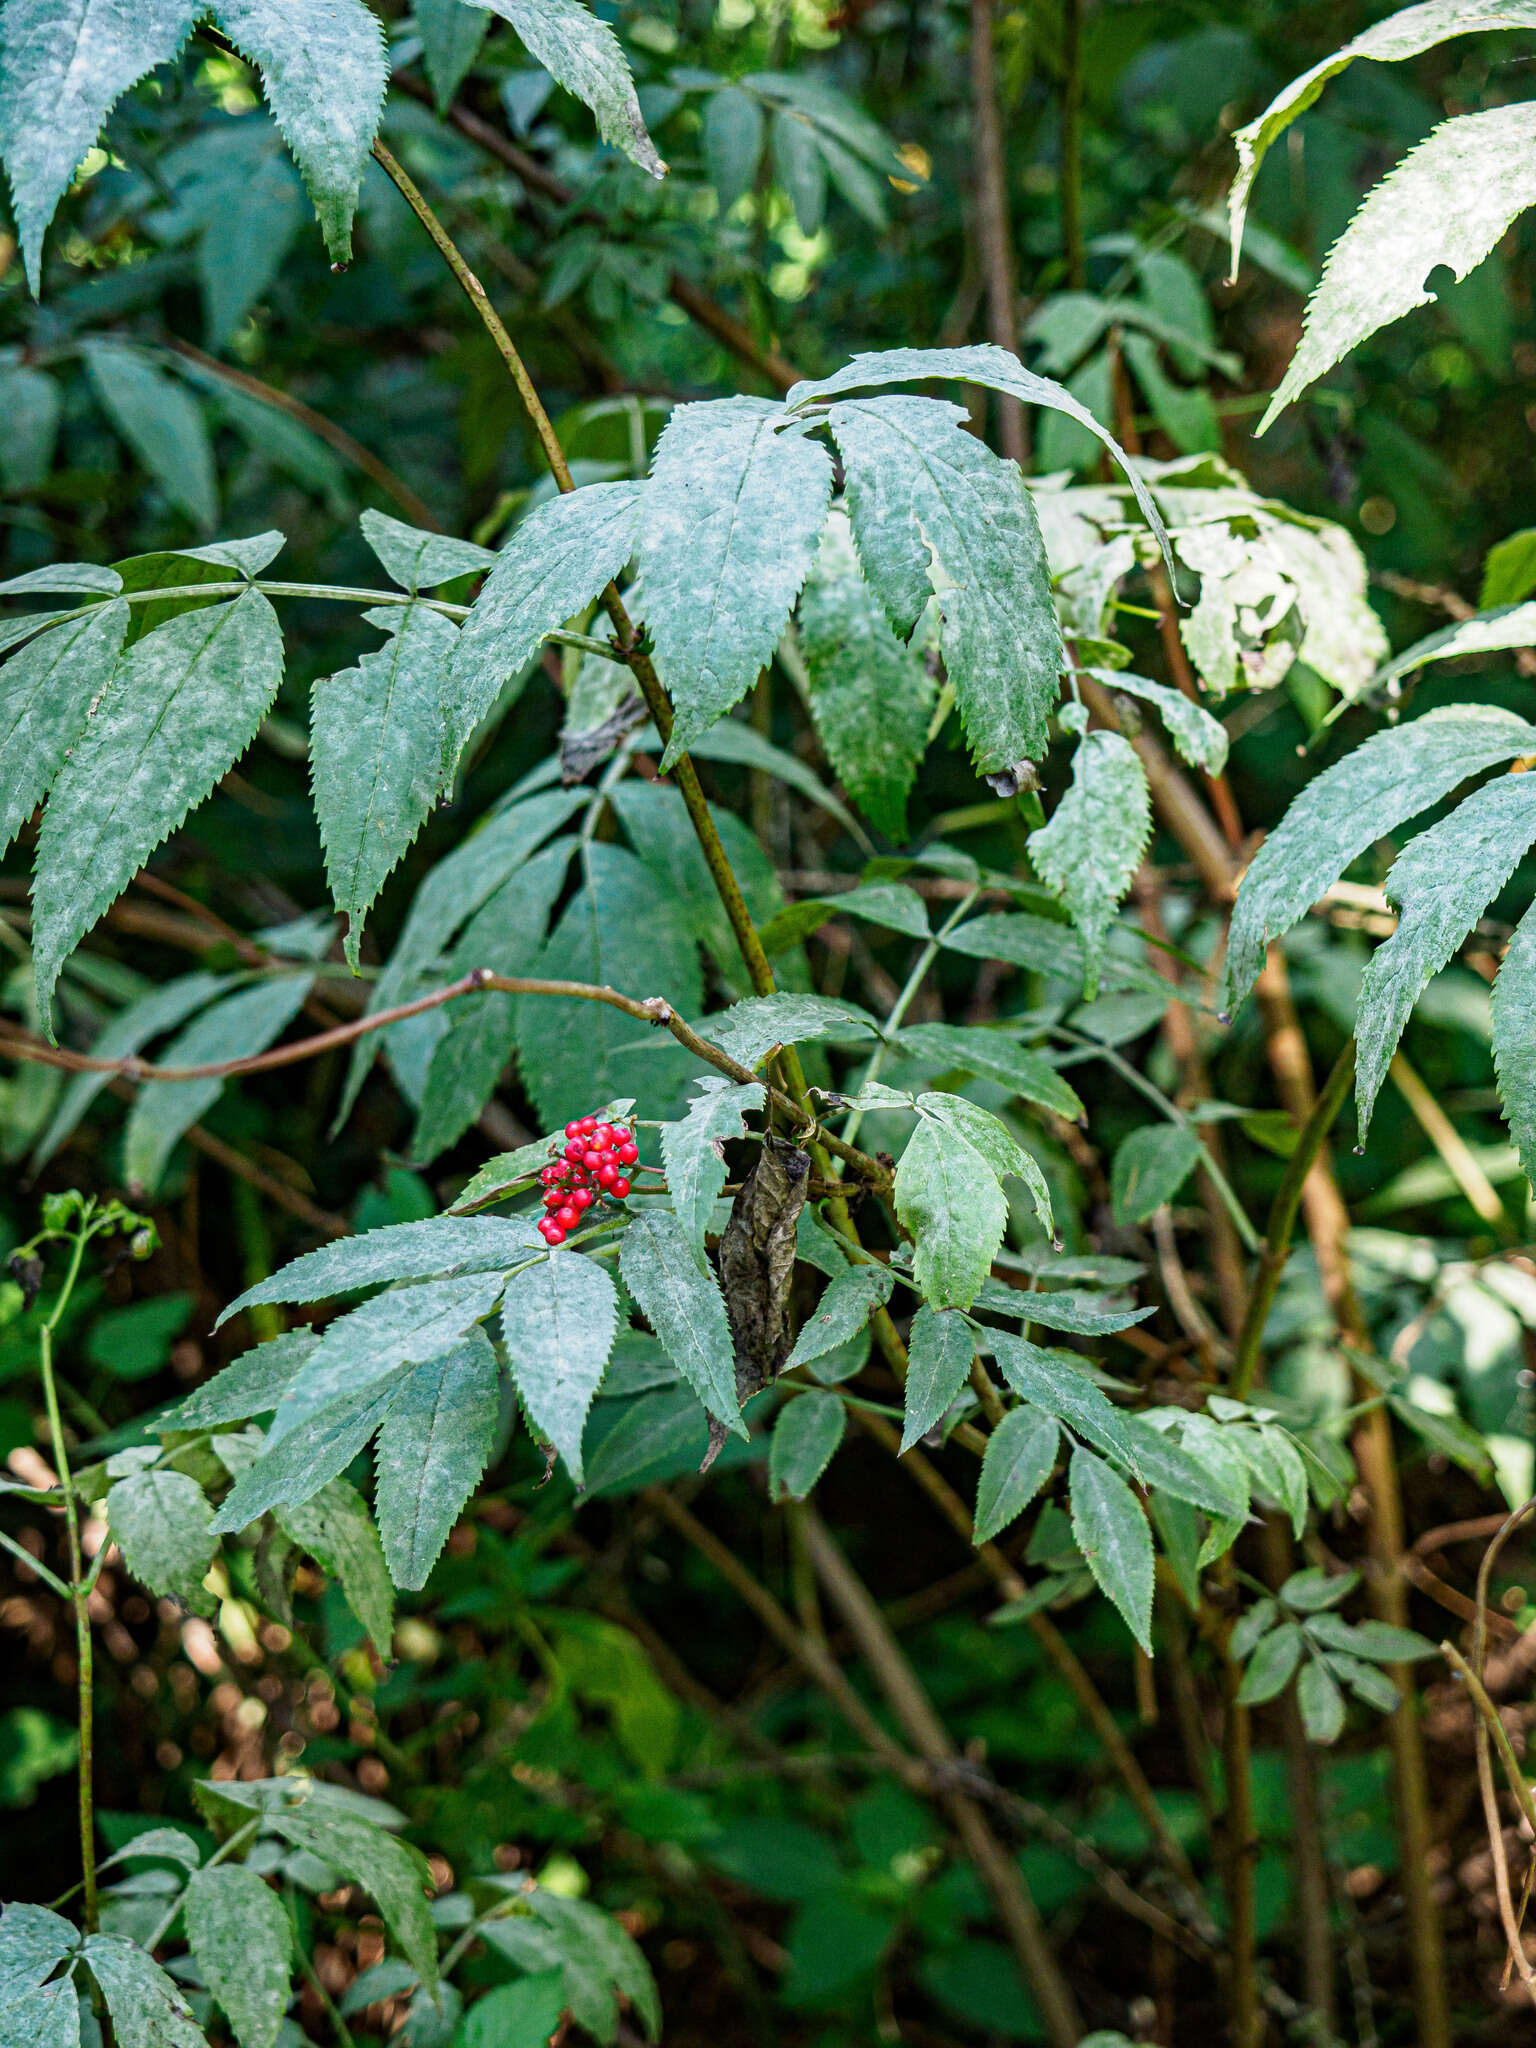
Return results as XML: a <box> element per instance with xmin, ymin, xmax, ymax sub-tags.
<box><xmin>212</xmin><ymin>0</ymin><xmax>387</xmax><ymax>261</ymax></box>
<box><xmin>1236</xmin><ymin>1619</ymin><xmax>1304</xmax><ymax>1705</ymax></box>
<box><xmin>217</xmin><ymin>1216</ymin><xmax>542</xmax><ymax>1327</ymax></box>
<box><xmin>0</xmin><ymin>1977</ymin><xmax>80</xmax><ymax>2048</ymax></box>
<box><xmin>1121</xmin><ymin>1413</ymin><xmax>1245</xmax><ymax>1517</ymax></box>
<box><xmin>184</xmin><ymin>1865</ymin><xmax>292</xmax><ymax>2048</ymax></box>
<box><xmin>1229</xmin><ymin>1597</ymin><xmax>1278</xmax><ymax>1661</ymax></box>
<box><xmin>1068</xmin><ymin>1446</ymin><xmax>1153</xmax><ymax>1654</ymax></box>
<box><xmin>1110</xmin><ymin>1123</ymin><xmax>1203</xmax><ymax>1226</ymax></box>
<box><xmin>1226</xmin><ymin>2</ymin><xmax>1536</xmax><ymax>277</ymax></box>
<box><xmin>260</xmin><ymin>1802</ymin><xmax>434</xmax><ymax>1987</ymax></box>
<box><xmin>264</xmin><ymin>1269</ymin><xmax>512</xmax><ymax>1450</ymax></box>
<box><xmin>916</xmin><ymin>1091</ymin><xmax>1053</xmax><ymax>1238</ymax></box>
<box><xmin>1326</xmin><ymin>1652</ymin><xmax>1402</xmax><ymax>1713</ymax></box>
<box><xmin>1376</xmin><ymin>600</ymin><xmax>1536</xmax><ymax>685</ymax></box>
<box><xmin>360</xmin><ymin>510</ymin><xmax>496</xmax><ymax>594</ymax></box>
<box><xmin>1296</xmin><ymin>1658</ymin><xmax>1346</xmax><ymax>1742</ymax></box>
<box><xmin>500</xmin><ymin>1250</ymin><xmax>618</xmax><ymax>1485</ymax></box>
<box><xmin>895</xmin><ymin>1116</ymin><xmax>1006</xmax><ymax>1311</ymax></box>
<box><xmin>1303</xmin><ymin>1614</ymin><xmax>1438</xmax><ymax>1662</ymax></box>
<box><xmin>660</xmin><ymin>1077</ymin><xmax>765</xmax><ymax>1261</ymax></box>
<box><xmin>313</xmin><ymin>603</ymin><xmax>459</xmax><ymax>966</ymax></box>
<box><xmin>106</xmin><ymin>1467</ymin><xmax>217</xmax><ymax>1614</ymax></box>
<box><xmin>704</xmin><ymin>84</ymin><xmax>765</xmax><ymax>213</ymax></box>
<box><xmin>786</xmin><ymin>1262</ymin><xmax>893</xmax><ymax>1369</ymax></box>
<box><xmin>1356</xmin><ymin>769</ymin><xmax>1536</xmax><ymax>1141</ymax></box>
<box><xmin>705</xmin><ymin>993</ymin><xmax>879</xmax><ymax>1070</ymax></box>
<box><xmin>640</xmin><ymin>399</ymin><xmax>832</xmax><ymax>766</ymax></box>
<box><xmin>990</xmin><ymin>1334</ymin><xmax>1142</xmax><ymax>1476</ymax></box>
<box><xmin>418</xmin><ymin>0</ymin><xmax>490</xmax><ymax>109</ymax></box>
<box><xmin>1031</xmin><ymin>730</ymin><xmax>1150</xmax><ymax>994</ymax></box>
<box><xmin>973</xmin><ymin>1407</ymin><xmax>1059</xmax><ymax>1544</ymax></box>
<box><xmin>32</xmin><ymin>588</ymin><xmax>286</xmax><ymax>1028</ymax></box>
<box><xmin>0</xmin><ymin>1904</ymin><xmax>78</xmax><ymax>2005</ymax></box>
<box><xmin>483</xmin><ymin>0</ymin><xmax>664</xmax><ymax>176</ymax></box>
<box><xmin>619</xmin><ymin>1210</ymin><xmax>743</xmax><ymax>1435</ymax></box>
<box><xmin>0</xmin><ymin>564</ymin><xmax>122</xmax><ymax>599</ymax></box>
<box><xmin>99</xmin><ymin>1829</ymin><xmax>203</xmax><ymax>1872</ymax></box>
<box><xmin>896</xmin><ymin>1025</ymin><xmax>1084</xmax><ymax>1123</ymax></box>
<box><xmin>971</xmin><ymin>1281</ymin><xmax>1155</xmax><ymax>1337</ymax></box>
<box><xmin>1225</xmin><ymin>706</ymin><xmax>1536</xmax><ymax>1011</ymax></box>
<box><xmin>445</xmin><ymin>481</ymin><xmax>642</xmax><ymax>774</ymax></box>
<box><xmin>797</xmin><ymin>508</ymin><xmax>935</xmax><ymax>841</ymax></box>
<box><xmin>519</xmin><ymin>1886</ymin><xmax>660</xmax><ymax>2041</ymax></box>
<box><xmin>0</xmin><ymin>601</ymin><xmax>127</xmax><ymax>858</ymax></box>
<box><xmin>83</xmin><ymin>343</ymin><xmax>216</xmax><ymax>528</ymax></box>
<box><xmin>1238</xmin><ymin>1425</ymin><xmax>1309</xmax><ymax>1538</ymax></box>
<box><xmin>514</xmin><ymin>842</ymin><xmax>703</xmax><ymax>1124</ymax></box>
<box><xmin>412</xmin><ymin>839</ymin><xmax>576</xmax><ymax>1160</ymax></box>
<box><xmin>277</xmin><ymin>1476</ymin><xmax>394</xmax><ymax>1658</ymax></box>
<box><xmin>826</xmin><ymin>395</ymin><xmax>1062</xmax><ymax>776</ymax></box>
<box><xmin>1494</xmin><ymin>895</ymin><xmax>1536</xmax><ymax>1193</ymax></box>
<box><xmin>163</xmin><ymin>1331</ymin><xmax>317</xmax><ymax>1430</ymax></box>
<box><xmin>374</xmin><ymin>1329</ymin><xmax>500</xmax><ymax>1587</ymax></box>
<box><xmin>1280</xmin><ymin>1567</ymin><xmax>1360</xmax><ymax>1613</ymax></box>
<box><xmin>1094</xmin><ymin>670</ymin><xmax>1230</xmax><ymax>775</ymax></box>
<box><xmin>900</xmin><ymin>1306</ymin><xmax>976</xmax><ymax>1450</ymax></box>
<box><xmin>122</xmin><ymin>973</ymin><xmax>315</xmax><ymax>1193</ymax></box>
<box><xmin>210</xmin><ymin>1372</ymin><xmax>412</xmax><ymax>1530</ymax></box>
<box><xmin>768</xmin><ymin>1390</ymin><xmax>845</xmax><ymax>1499</ymax></box>
<box><xmin>0</xmin><ymin>0</ymin><xmax>202</xmax><ymax>288</ymax></box>
<box><xmin>1260</xmin><ymin>104</ymin><xmax>1536</xmax><ymax>430</ymax></box>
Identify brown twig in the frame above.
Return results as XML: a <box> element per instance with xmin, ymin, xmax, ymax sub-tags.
<box><xmin>966</xmin><ymin>0</ymin><xmax>1027</xmax><ymax>465</ymax></box>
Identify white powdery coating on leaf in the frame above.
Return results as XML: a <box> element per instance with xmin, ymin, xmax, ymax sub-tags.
<box><xmin>487</xmin><ymin>0</ymin><xmax>665</xmax><ymax>176</ymax></box>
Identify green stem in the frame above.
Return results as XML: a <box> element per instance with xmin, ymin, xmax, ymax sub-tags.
<box><xmin>140</xmin><ymin>1817</ymin><xmax>262</xmax><ymax>1953</ymax></box>
<box><xmin>1228</xmin><ymin>1039</ymin><xmax>1357</xmax><ymax>1399</ymax></box>
<box><xmin>0</xmin><ymin>1527</ymin><xmax>72</xmax><ymax>1600</ymax></box>
<box><xmin>287</xmin><ymin>1885</ymin><xmax>358</xmax><ymax>2048</ymax></box>
<box><xmin>36</xmin><ymin>1230</ymin><xmax>96</xmax><ymax>1930</ymax></box>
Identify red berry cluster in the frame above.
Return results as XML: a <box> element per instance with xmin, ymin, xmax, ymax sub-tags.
<box><xmin>536</xmin><ymin>1114</ymin><xmax>641</xmax><ymax>1246</ymax></box>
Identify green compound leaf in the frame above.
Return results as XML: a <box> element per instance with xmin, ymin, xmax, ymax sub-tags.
<box><xmin>184</xmin><ymin>1864</ymin><xmax>292</xmax><ymax>2048</ymax></box>
<box><xmin>277</xmin><ymin>1476</ymin><xmax>395</xmax><ymax>1660</ymax></box>
<box><xmin>896</xmin><ymin>1024</ymin><xmax>1084</xmax><ymax>1123</ymax></box>
<box><xmin>915</xmin><ymin>1092</ymin><xmax>1053</xmax><ymax>1240</ymax></box>
<box><xmin>785</xmin><ymin>1263</ymin><xmax>894</xmax><ymax>1369</ymax></box>
<box><xmin>619</xmin><ymin>1210</ymin><xmax>744</xmax><ymax>1436</ymax></box>
<box><xmin>105</xmin><ymin>1467</ymin><xmax>218</xmax><ymax>1615</ymax></box>
<box><xmin>768</xmin><ymin>1391</ymin><xmax>846</xmax><ymax>1500</ymax></box>
<box><xmin>990</xmin><ymin>1334</ymin><xmax>1142</xmax><ymax>1477</ymax></box>
<box><xmin>32</xmin><ymin>589</ymin><xmax>286</xmax><ymax>1030</ymax></box>
<box><xmin>1068</xmin><ymin>1445</ymin><xmax>1153</xmax><ymax>1655</ymax></box>
<box><xmin>500</xmin><ymin>1249</ymin><xmax>619</xmax><ymax>1485</ymax></box>
<box><xmin>82</xmin><ymin>1935</ymin><xmax>205</xmax><ymax>2048</ymax></box>
<box><xmin>1235</xmin><ymin>1620</ymin><xmax>1304</xmax><ymax>1706</ymax></box>
<box><xmin>260</xmin><ymin>1801</ymin><xmax>436</xmax><ymax>1989</ymax></box>
<box><xmin>973</xmin><ymin>1407</ymin><xmax>1059</xmax><ymax>1545</ymax></box>
<box><xmin>217</xmin><ymin>1216</ymin><xmax>542</xmax><ymax>1327</ymax></box>
<box><xmin>359</xmin><ymin>509</ymin><xmax>496</xmax><ymax>593</ymax></box>
<box><xmin>211</xmin><ymin>0</ymin><xmax>388</xmax><ymax>262</ymax></box>
<box><xmin>211</xmin><ymin>1373</ymin><xmax>412</xmax><ymax>1530</ymax></box>
<box><xmin>827</xmin><ymin>395</ymin><xmax>1063</xmax><ymax>778</ymax></box>
<box><xmin>1296</xmin><ymin>1658</ymin><xmax>1347</xmax><ymax>1743</ymax></box>
<box><xmin>640</xmin><ymin>398</ymin><xmax>833</xmax><ymax>767</ymax></box>
<box><xmin>0</xmin><ymin>0</ymin><xmax>202</xmax><ymax>289</ymax></box>
<box><xmin>0</xmin><ymin>602</ymin><xmax>127</xmax><ymax>859</ymax></box>
<box><xmin>481</xmin><ymin>0</ymin><xmax>665</xmax><ymax>177</ymax></box>
<box><xmin>374</xmin><ymin>1330</ymin><xmax>500</xmax><ymax>1589</ymax></box>
<box><xmin>161</xmin><ymin>1329</ymin><xmax>317</xmax><ymax>1431</ymax></box>
<box><xmin>901</xmin><ymin>1305</ymin><xmax>977</xmax><ymax>1451</ymax></box>
<box><xmin>1030</xmin><ymin>731</ymin><xmax>1151</xmax><ymax>998</ymax></box>
<box><xmin>313</xmin><ymin>603</ymin><xmax>459</xmax><ymax>969</ymax></box>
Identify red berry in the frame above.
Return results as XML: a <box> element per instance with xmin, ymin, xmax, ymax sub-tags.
<box><xmin>543</xmin><ymin>1223</ymin><xmax>566</xmax><ymax>1246</ymax></box>
<box><xmin>572</xmin><ymin>1187</ymin><xmax>594</xmax><ymax>1212</ymax></box>
<box><xmin>612</xmin><ymin>1177</ymin><xmax>630</xmax><ymax>1199</ymax></box>
<box><xmin>579</xmin><ymin>1116</ymin><xmax>598</xmax><ymax>1133</ymax></box>
<box><xmin>564</xmin><ymin>1120</ymin><xmax>582</xmax><ymax>1140</ymax></box>
<box><xmin>593</xmin><ymin>1124</ymin><xmax>614</xmax><ymax>1146</ymax></box>
<box><xmin>618</xmin><ymin>1141</ymin><xmax>639</xmax><ymax>1165</ymax></box>
<box><xmin>554</xmin><ymin>1204</ymin><xmax>578</xmax><ymax>1230</ymax></box>
<box><xmin>596</xmin><ymin>1163</ymin><xmax>618</xmax><ymax>1189</ymax></box>
<box><xmin>564</xmin><ymin>1140</ymin><xmax>584</xmax><ymax>1162</ymax></box>
<box><xmin>543</xmin><ymin>1190</ymin><xmax>563</xmax><ymax>1209</ymax></box>
<box><xmin>580</xmin><ymin>1149</ymin><xmax>600</xmax><ymax>1171</ymax></box>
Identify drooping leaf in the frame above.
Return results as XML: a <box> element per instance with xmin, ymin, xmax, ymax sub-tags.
<box><xmin>0</xmin><ymin>602</ymin><xmax>126</xmax><ymax>861</ymax></box>
<box><xmin>161</xmin><ymin>1330</ymin><xmax>317</xmax><ymax>1430</ymax></box>
<box><xmin>32</xmin><ymin>589</ymin><xmax>287</xmax><ymax>1028</ymax></box>
<box><xmin>259</xmin><ymin>1801</ymin><xmax>436</xmax><ymax>1988</ymax></box>
<box><xmin>520</xmin><ymin>1886</ymin><xmax>661</xmax><ymax>2041</ymax></box>
<box><xmin>704</xmin><ymin>993</ymin><xmax>879</xmax><ymax>1070</ymax></box>
<box><xmin>785</xmin><ymin>1263</ymin><xmax>894</xmax><ymax>1369</ymax></box>
<box><xmin>660</xmin><ymin>1077</ymin><xmax>766</xmax><ymax>1261</ymax></box>
<box><xmin>1227</xmin><ymin>2</ymin><xmax>1536</xmax><ymax>277</ymax></box>
<box><xmin>1120</xmin><ymin>1413</ymin><xmax>1245</xmax><ymax>1518</ymax></box>
<box><xmin>1237</xmin><ymin>1425</ymin><xmax>1310</xmax><ymax>1538</ymax></box>
<box><xmin>1235</xmin><ymin>1620</ymin><xmax>1304</xmax><ymax>1705</ymax></box>
<box><xmin>417</xmin><ymin>0</ymin><xmax>490</xmax><ymax>110</ymax></box>
<box><xmin>445</xmin><ymin>482</ymin><xmax>643</xmax><ymax>774</ymax></box>
<box><xmin>619</xmin><ymin>1210</ymin><xmax>744</xmax><ymax>1435</ymax></box>
<box><xmin>896</xmin><ymin>1025</ymin><xmax>1084</xmax><ymax>1123</ymax></box>
<box><xmin>482</xmin><ymin>0</ymin><xmax>665</xmax><ymax>177</ymax></box>
<box><xmin>900</xmin><ymin>1305</ymin><xmax>976</xmax><ymax>1451</ymax></box>
<box><xmin>264</xmin><ymin>1269</ymin><xmax>513</xmax><ymax>1449</ymax></box>
<box><xmin>313</xmin><ymin>603</ymin><xmax>460</xmax><ymax>967</ymax></box>
<box><xmin>1493</xmin><ymin>896</ymin><xmax>1536</xmax><ymax>1192</ymax></box>
<box><xmin>212</xmin><ymin>0</ymin><xmax>388</xmax><ymax>261</ymax></box>
<box><xmin>797</xmin><ymin>512</ymin><xmax>936</xmax><ymax>841</ymax></box>
<box><xmin>81</xmin><ymin>1936</ymin><xmax>205</xmax><ymax>2048</ymax></box>
<box><xmin>210</xmin><ymin>1373</ymin><xmax>413</xmax><ymax>1529</ymax></box>
<box><xmin>1031</xmin><ymin>730</ymin><xmax>1151</xmax><ymax>995</ymax></box>
<box><xmin>1092</xmin><ymin>670</ymin><xmax>1230</xmax><ymax>776</ymax></box>
<box><xmin>217</xmin><ymin>1216</ymin><xmax>542</xmax><ymax>1327</ymax></box>
<box><xmin>1068</xmin><ymin>1446</ymin><xmax>1153</xmax><ymax>1654</ymax></box>
<box><xmin>276</xmin><ymin>1476</ymin><xmax>395</xmax><ymax>1658</ymax></box>
<box><xmin>703</xmin><ymin>84</ymin><xmax>766</xmax><ymax>213</ymax></box>
<box><xmin>359</xmin><ymin>510</ymin><xmax>497</xmax><ymax>594</ymax></box>
<box><xmin>1296</xmin><ymin>1658</ymin><xmax>1346</xmax><ymax>1743</ymax></box>
<box><xmin>500</xmin><ymin>1250</ymin><xmax>619</xmax><ymax>1484</ymax></box>
<box><xmin>0</xmin><ymin>0</ymin><xmax>202</xmax><ymax>288</ymax></box>
<box><xmin>183</xmin><ymin>1864</ymin><xmax>292</xmax><ymax>2048</ymax></box>
<box><xmin>640</xmin><ymin>398</ymin><xmax>832</xmax><ymax>766</ymax></box>
<box><xmin>1356</xmin><ymin>769</ymin><xmax>1536</xmax><ymax>1140</ymax></box>
<box><xmin>1225</xmin><ymin>706</ymin><xmax>1536</xmax><ymax>1011</ymax></box>
<box><xmin>121</xmin><ymin>973</ymin><xmax>315</xmax><ymax>1193</ymax></box>
<box><xmin>1377</xmin><ymin>601</ymin><xmax>1536</xmax><ymax>687</ymax></box>
<box><xmin>771</xmin><ymin>101</ymin><xmax>827</xmax><ymax>233</ymax></box>
<box><xmin>82</xmin><ymin>344</ymin><xmax>217</xmax><ymax>528</ymax></box>
<box><xmin>105</xmin><ymin>1468</ymin><xmax>218</xmax><ymax>1614</ymax></box>
<box><xmin>1303</xmin><ymin>1614</ymin><xmax>1438</xmax><ymax>1663</ymax></box>
<box><xmin>374</xmin><ymin>1329</ymin><xmax>501</xmax><ymax>1587</ymax></box>
<box><xmin>915</xmin><ymin>1092</ymin><xmax>1053</xmax><ymax>1239</ymax></box>
<box><xmin>990</xmin><ymin>1335</ymin><xmax>1142</xmax><ymax>1476</ymax></box>
<box><xmin>1110</xmin><ymin>1123</ymin><xmax>1203</xmax><ymax>1226</ymax></box>
<box><xmin>1259</xmin><ymin>104</ymin><xmax>1536</xmax><ymax>430</ymax></box>
<box><xmin>973</xmin><ymin>1282</ymin><xmax>1155</xmax><ymax>1337</ymax></box>
<box><xmin>827</xmin><ymin>395</ymin><xmax>1063</xmax><ymax>777</ymax></box>
<box><xmin>973</xmin><ymin>1407</ymin><xmax>1059</xmax><ymax>1545</ymax></box>
<box><xmin>894</xmin><ymin>1115</ymin><xmax>1008</xmax><ymax>1312</ymax></box>
<box><xmin>768</xmin><ymin>1390</ymin><xmax>845</xmax><ymax>1499</ymax></box>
